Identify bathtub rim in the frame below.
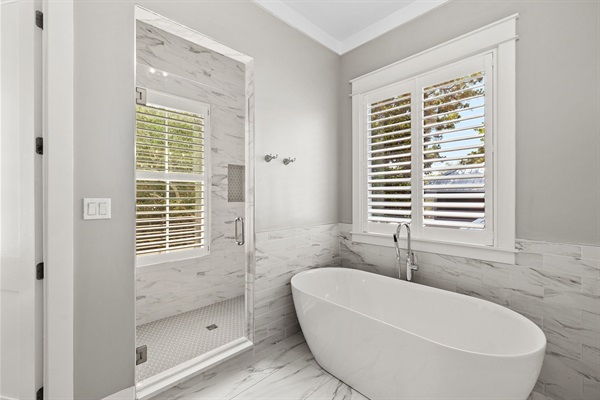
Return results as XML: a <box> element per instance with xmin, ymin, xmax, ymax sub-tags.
<box><xmin>291</xmin><ymin>267</ymin><xmax>547</xmax><ymax>359</ymax></box>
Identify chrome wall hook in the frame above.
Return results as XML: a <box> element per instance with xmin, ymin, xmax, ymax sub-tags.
<box><xmin>264</xmin><ymin>154</ymin><xmax>278</xmax><ymax>162</ymax></box>
<box><xmin>283</xmin><ymin>157</ymin><xmax>296</xmax><ymax>165</ymax></box>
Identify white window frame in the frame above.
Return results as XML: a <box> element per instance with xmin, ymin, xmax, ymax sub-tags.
<box><xmin>135</xmin><ymin>89</ymin><xmax>211</xmax><ymax>267</ymax></box>
<box><xmin>351</xmin><ymin>15</ymin><xmax>517</xmax><ymax>263</ymax></box>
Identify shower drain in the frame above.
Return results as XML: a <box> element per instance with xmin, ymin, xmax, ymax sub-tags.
<box><xmin>206</xmin><ymin>324</ymin><xmax>218</xmax><ymax>331</ymax></box>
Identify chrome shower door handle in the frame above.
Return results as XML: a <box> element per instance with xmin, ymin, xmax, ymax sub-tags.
<box><xmin>234</xmin><ymin>217</ymin><xmax>245</xmax><ymax>246</ymax></box>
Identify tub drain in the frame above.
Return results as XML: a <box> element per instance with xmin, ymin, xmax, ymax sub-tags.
<box><xmin>206</xmin><ymin>324</ymin><xmax>218</xmax><ymax>331</ymax></box>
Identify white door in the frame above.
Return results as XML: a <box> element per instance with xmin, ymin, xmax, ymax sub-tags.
<box><xmin>0</xmin><ymin>0</ymin><xmax>44</xmax><ymax>399</ymax></box>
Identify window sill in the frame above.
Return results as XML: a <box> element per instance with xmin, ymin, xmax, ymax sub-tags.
<box><xmin>350</xmin><ymin>231</ymin><xmax>515</xmax><ymax>264</ymax></box>
<box><xmin>136</xmin><ymin>248</ymin><xmax>209</xmax><ymax>272</ymax></box>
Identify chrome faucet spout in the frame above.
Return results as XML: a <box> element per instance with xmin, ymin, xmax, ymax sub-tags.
<box><xmin>394</xmin><ymin>222</ymin><xmax>418</xmax><ymax>282</ymax></box>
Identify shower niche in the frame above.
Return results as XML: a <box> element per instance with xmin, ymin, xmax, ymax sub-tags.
<box><xmin>133</xmin><ymin>7</ymin><xmax>254</xmax><ymax>397</ymax></box>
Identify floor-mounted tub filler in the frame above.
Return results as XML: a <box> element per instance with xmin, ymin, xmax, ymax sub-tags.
<box><xmin>292</xmin><ymin>268</ymin><xmax>546</xmax><ymax>400</ymax></box>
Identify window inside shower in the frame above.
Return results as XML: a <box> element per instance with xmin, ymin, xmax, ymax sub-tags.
<box><xmin>135</xmin><ymin>95</ymin><xmax>210</xmax><ymax>267</ymax></box>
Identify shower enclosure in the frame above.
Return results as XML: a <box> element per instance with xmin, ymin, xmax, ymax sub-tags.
<box><xmin>133</xmin><ymin>7</ymin><xmax>255</xmax><ymax>397</ymax></box>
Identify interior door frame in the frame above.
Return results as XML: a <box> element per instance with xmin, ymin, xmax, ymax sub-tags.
<box><xmin>0</xmin><ymin>0</ymin><xmax>43</xmax><ymax>398</ymax></box>
<box><xmin>42</xmin><ymin>0</ymin><xmax>75</xmax><ymax>398</ymax></box>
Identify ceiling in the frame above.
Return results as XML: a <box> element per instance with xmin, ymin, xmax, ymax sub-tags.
<box><xmin>251</xmin><ymin>0</ymin><xmax>451</xmax><ymax>54</ymax></box>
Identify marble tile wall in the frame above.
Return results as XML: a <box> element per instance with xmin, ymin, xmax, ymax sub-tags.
<box><xmin>252</xmin><ymin>223</ymin><xmax>341</xmax><ymax>353</ymax></box>
<box><xmin>135</xmin><ymin>21</ymin><xmax>247</xmax><ymax>325</ymax></box>
<box><xmin>339</xmin><ymin>223</ymin><xmax>600</xmax><ymax>400</ymax></box>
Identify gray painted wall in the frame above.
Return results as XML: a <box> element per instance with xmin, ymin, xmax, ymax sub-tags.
<box><xmin>339</xmin><ymin>0</ymin><xmax>600</xmax><ymax>246</ymax></box>
<box><xmin>73</xmin><ymin>1</ymin><xmax>136</xmax><ymax>398</ymax></box>
<box><xmin>72</xmin><ymin>0</ymin><xmax>339</xmax><ymax>398</ymax></box>
<box><xmin>136</xmin><ymin>0</ymin><xmax>341</xmax><ymax>233</ymax></box>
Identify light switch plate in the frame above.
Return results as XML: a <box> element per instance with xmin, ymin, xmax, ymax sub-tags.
<box><xmin>83</xmin><ymin>198</ymin><xmax>111</xmax><ymax>220</ymax></box>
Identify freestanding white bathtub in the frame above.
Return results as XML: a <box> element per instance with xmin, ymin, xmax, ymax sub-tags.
<box><xmin>292</xmin><ymin>268</ymin><xmax>546</xmax><ymax>400</ymax></box>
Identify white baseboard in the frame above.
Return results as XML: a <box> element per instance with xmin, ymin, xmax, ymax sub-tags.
<box><xmin>102</xmin><ymin>386</ymin><xmax>135</xmax><ymax>400</ymax></box>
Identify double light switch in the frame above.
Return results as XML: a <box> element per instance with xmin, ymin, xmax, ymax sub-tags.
<box><xmin>83</xmin><ymin>198</ymin><xmax>111</xmax><ymax>220</ymax></box>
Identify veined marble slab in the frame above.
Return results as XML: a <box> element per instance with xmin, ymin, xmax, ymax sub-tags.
<box><xmin>137</xmin><ymin>21</ymin><xmax>245</xmax><ymax>95</ymax></box>
<box><xmin>232</xmin><ymin>356</ymin><xmax>331</xmax><ymax>400</ymax></box>
<box><xmin>135</xmin><ymin>7</ymin><xmax>253</xmax><ymax>65</ymax></box>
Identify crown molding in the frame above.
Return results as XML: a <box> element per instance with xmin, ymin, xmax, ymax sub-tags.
<box><xmin>340</xmin><ymin>0</ymin><xmax>450</xmax><ymax>54</ymax></box>
<box><xmin>251</xmin><ymin>0</ymin><xmax>342</xmax><ymax>54</ymax></box>
<box><xmin>250</xmin><ymin>0</ymin><xmax>451</xmax><ymax>55</ymax></box>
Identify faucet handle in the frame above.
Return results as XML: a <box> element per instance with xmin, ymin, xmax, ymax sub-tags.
<box><xmin>410</xmin><ymin>252</ymin><xmax>418</xmax><ymax>270</ymax></box>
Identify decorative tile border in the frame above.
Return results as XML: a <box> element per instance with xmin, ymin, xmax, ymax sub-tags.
<box><xmin>339</xmin><ymin>223</ymin><xmax>600</xmax><ymax>400</ymax></box>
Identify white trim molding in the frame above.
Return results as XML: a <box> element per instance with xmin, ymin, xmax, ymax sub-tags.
<box><xmin>350</xmin><ymin>231</ymin><xmax>515</xmax><ymax>264</ymax></box>
<box><xmin>340</xmin><ymin>0</ymin><xmax>450</xmax><ymax>54</ymax></box>
<box><xmin>251</xmin><ymin>0</ymin><xmax>340</xmax><ymax>53</ymax></box>
<box><xmin>351</xmin><ymin>15</ymin><xmax>518</xmax><ymax>263</ymax></box>
<box><xmin>351</xmin><ymin>14</ymin><xmax>519</xmax><ymax>91</ymax></box>
<box><xmin>102</xmin><ymin>386</ymin><xmax>135</xmax><ymax>400</ymax></box>
<box><xmin>134</xmin><ymin>89</ymin><xmax>211</xmax><ymax>268</ymax></box>
<box><xmin>44</xmin><ymin>0</ymin><xmax>75</xmax><ymax>397</ymax></box>
<box><xmin>250</xmin><ymin>0</ymin><xmax>451</xmax><ymax>55</ymax></box>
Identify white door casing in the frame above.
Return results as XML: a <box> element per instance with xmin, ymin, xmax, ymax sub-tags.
<box><xmin>0</xmin><ymin>0</ymin><xmax>44</xmax><ymax>399</ymax></box>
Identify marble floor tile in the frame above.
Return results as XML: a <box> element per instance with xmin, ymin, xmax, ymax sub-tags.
<box><xmin>232</xmin><ymin>356</ymin><xmax>332</xmax><ymax>400</ymax></box>
<box><xmin>176</xmin><ymin>366</ymin><xmax>271</xmax><ymax>400</ymax></box>
<box><xmin>159</xmin><ymin>337</ymin><xmax>371</xmax><ymax>400</ymax></box>
<box><xmin>306</xmin><ymin>377</ymin><xmax>369</xmax><ymax>400</ymax></box>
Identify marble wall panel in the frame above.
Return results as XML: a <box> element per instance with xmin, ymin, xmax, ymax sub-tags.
<box><xmin>339</xmin><ymin>223</ymin><xmax>600</xmax><ymax>400</ymax></box>
<box><xmin>135</xmin><ymin>22</ymin><xmax>247</xmax><ymax>325</ymax></box>
<box><xmin>252</xmin><ymin>224</ymin><xmax>340</xmax><ymax>349</ymax></box>
<box><xmin>137</xmin><ymin>21</ymin><xmax>245</xmax><ymax>95</ymax></box>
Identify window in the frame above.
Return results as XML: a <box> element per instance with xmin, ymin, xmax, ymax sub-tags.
<box><xmin>135</xmin><ymin>89</ymin><xmax>210</xmax><ymax>266</ymax></box>
<box><xmin>364</xmin><ymin>55</ymin><xmax>492</xmax><ymax>244</ymax></box>
<box><xmin>352</xmin><ymin>16</ymin><xmax>517</xmax><ymax>261</ymax></box>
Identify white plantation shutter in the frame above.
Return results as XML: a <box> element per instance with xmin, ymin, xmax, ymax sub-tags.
<box><xmin>135</xmin><ymin>179</ymin><xmax>205</xmax><ymax>254</ymax></box>
<box><xmin>364</xmin><ymin>81</ymin><xmax>413</xmax><ymax>234</ymax></box>
<box><xmin>136</xmin><ymin>105</ymin><xmax>205</xmax><ymax>175</ymax></box>
<box><xmin>359</xmin><ymin>54</ymin><xmax>493</xmax><ymax>245</ymax></box>
<box><xmin>352</xmin><ymin>17</ymin><xmax>517</xmax><ymax>257</ymax></box>
<box><xmin>418</xmin><ymin>55</ymin><xmax>493</xmax><ymax>244</ymax></box>
<box><xmin>135</xmin><ymin>90</ymin><xmax>210</xmax><ymax>260</ymax></box>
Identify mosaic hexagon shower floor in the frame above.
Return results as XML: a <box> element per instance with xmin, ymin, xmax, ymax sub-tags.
<box><xmin>136</xmin><ymin>295</ymin><xmax>245</xmax><ymax>382</ymax></box>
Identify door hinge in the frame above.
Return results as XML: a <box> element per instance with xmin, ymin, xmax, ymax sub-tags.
<box><xmin>36</xmin><ymin>387</ymin><xmax>43</xmax><ymax>400</ymax></box>
<box><xmin>36</xmin><ymin>262</ymin><xmax>44</xmax><ymax>280</ymax></box>
<box><xmin>135</xmin><ymin>87</ymin><xmax>147</xmax><ymax>105</ymax></box>
<box><xmin>35</xmin><ymin>11</ymin><xmax>43</xmax><ymax>30</ymax></box>
<box><xmin>136</xmin><ymin>345</ymin><xmax>148</xmax><ymax>365</ymax></box>
<box><xmin>35</xmin><ymin>137</ymin><xmax>43</xmax><ymax>155</ymax></box>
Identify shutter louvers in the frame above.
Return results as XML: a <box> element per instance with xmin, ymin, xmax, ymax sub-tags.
<box><xmin>421</xmin><ymin>71</ymin><xmax>486</xmax><ymax>230</ymax></box>
<box><xmin>136</xmin><ymin>104</ymin><xmax>206</xmax><ymax>255</ymax></box>
<box><xmin>136</xmin><ymin>105</ymin><xmax>204</xmax><ymax>174</ymax></box>
<box><xmin>367</xmin><ymin>92</ymin><xmax>412</xmax><ymax>224</ymax></box>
